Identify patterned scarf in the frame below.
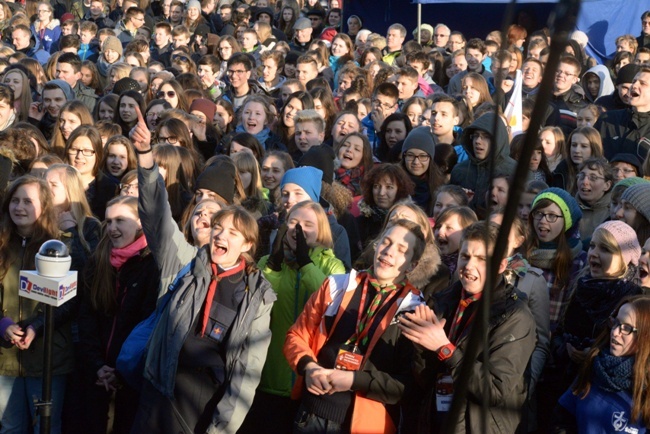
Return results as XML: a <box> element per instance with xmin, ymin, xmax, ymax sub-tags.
<box><xmin>592</xmin><ymin>348</ymin><xmax>634</xmax><ymax>393</ymax></box>
<box><xmin>335</xmin><ymin>166</ymin><xmax>364</xmax><ymax>196</ymax></box>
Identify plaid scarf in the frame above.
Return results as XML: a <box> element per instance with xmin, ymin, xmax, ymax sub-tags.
<box><xmin>335</xmin><ymin>166</ymin><xmax>364</xmax><ymax>196</ymax></box>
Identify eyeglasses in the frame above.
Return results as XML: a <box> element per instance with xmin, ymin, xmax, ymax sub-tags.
<box><xmin>37</xmin><ymin>9</ymin><xmax>50</xmax><ymax>13</ymax></box>
<box><xmin>119</xmin><ymin>183</ymin><xmax>139</xmax><ymax>192</ymax></box>
<box><xmin>470</xmin><ymin>132</ymin><xmax>491</xmax><ymax>141</ymax></box>
<box><xmin>371</xmin><ymin>98</ymin><xmax>395</xmax><ymax>111</ymax></box>
<box><xmin>404</xmin><ymin>152</ymin><xmax>430</xmax><ymax>163</ymax></box>
<box><xmin>156</xmin><ymin>90</ymin><xmax>176</xmax><ymax>98</ymax></box>
<box><xmin>577</xmin><ymin>173</ymin><xmax>606</xmax><ymax>182</ymax></box>
<box><xmin>608</xmin><ymin>316</ymin><xmax>637</xmax><ymax>335</ymax></box>
<box><xmin>227</xmin><ymin>69</ymin><xmax>248</xmax><ymax>75</ymax></box>
<box><xmin>612</xmin><ymin>167</ymin><xmax>637</xmax><ymax>175</ymax></box>
<box><xmin>157</xmin><ymin>135</ymin><xmax>179</xmax><ymax>144</ymax></box>
<box><xmin>555</xmin><ymin>70</ymin><xmax>577</xmax><ymax>78</ymax></box>
<box><xmin>531</xmin><ymin>211</ymin><xmax>563</xmax><ymax>223</ymax></box>
<box><xmin>67</xmin><ymin>148</ymin><xmax>95</xmax><ymax>157</ymax></box>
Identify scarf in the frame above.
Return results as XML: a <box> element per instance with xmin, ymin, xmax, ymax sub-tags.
<box><xmin>506</xmin><ymin>253</ymin><xmax>529</xmax><ymax>278</ymax></box>
<box><xmin>235</xmin><ymin>123</ymin><xmax>271</xmax><ymax>149</ymax></box>
<box><xmin>358</xmin><ymin>199</ymin><xmax>388</xmax><ymax>222</ymax></box>
<box><xmin>574</xmin><ymin>270</ymin><xmax>640</xmax><ymax>325</ymax></box>
<box><xmin>335</xmin><ymin>166</ymin><xmax>364</xmax><ymax>196</ymax></box>
<box><xmin>530</xmin><ymin>237</ymin><xmax>583</xmax><ymax>270</ymax></box>
<box><xmin>441</xmin><ymin>252</ymin><xmax>458</xmax><ymax>276</ymax></box>
<box><xmin>109</xmin><ymin>234</ymin><xmax>147</xmax><ymax>269</ymax></box>
<box><xmin>200</xmin><ymin>258</ymin><xmax>246</xmax><ymax>336</ymax></box>
<box><xmin>592</xmin><ymin>348</ymin><xmax>634</xmax><ymax>393</ymax></box>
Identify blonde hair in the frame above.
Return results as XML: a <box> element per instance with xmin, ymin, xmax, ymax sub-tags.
<box><xmin>293</xmin><ymin>109</ymin><xmax>325</xmax><ymax>132</ymax></box>
<box><xmin>590</xmin><ymin>227</ymin><xmax>628</xmax><ymax>277</ymax></box>
<box><xmin>232</xmin><ymin>151</ymin><xmax>263</xmax><ymax>199</ymax></box>
<box><xmin>45</xmin><ymin>164</ymin><xmax>98</xmax><ymax>251</ymax></box>
<box><xmin>287</xmin><ymin>201</ymin><xmax>333</xmax><ymax>249</ymax></box>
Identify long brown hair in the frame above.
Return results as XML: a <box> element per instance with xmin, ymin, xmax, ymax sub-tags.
<box><xmin>211</xmin><ymin>206</ymin><xmax>259</xmax><ymax>272</ymax></box>
<box><xmin>0</xmin><ymin>176</ymin><xmax>59</xmax><ymax>278</ymax></box>
<box><xmin>89</xmin><ymin>195</ymin><xmax>141</xmax><ymax>314</ymax></box>
<box><xmin>573</xmin><ymin>296</ymin><xmax>650</xmax><ymax>426</ymax></box>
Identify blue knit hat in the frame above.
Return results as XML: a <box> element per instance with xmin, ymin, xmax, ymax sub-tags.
<box><xmin>532</xmin><ymin>187</ymin><xmax>582</xmax><ymax>232</ymax></box>
<box><xmin>280</xmin><ymin>167</ymin><xmax>323</xmax><ymax>202</ymax></box>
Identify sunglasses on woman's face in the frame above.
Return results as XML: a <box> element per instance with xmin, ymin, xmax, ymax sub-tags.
<box><xmin>157</xmin><ymin>90</ymin><xmax>176</xmax><ymax>98</ymax></box>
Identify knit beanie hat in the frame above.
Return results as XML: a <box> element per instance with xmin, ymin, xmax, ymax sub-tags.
<box><xmin>47</xmin><ymin>79</ymin><xmax>75</xmax><ymax>102</ymax></box>
<box><xmin>616</xmin><ymin>64</ymin><xmax>640</xmax><ymax>85</ymax></box>
<box><xmin>113</xmin><ymin>77</ymin><xmax>141</xmax><ymax>95</ymax></box>
<box><xmin>610</xmin><ymin>153</ymin><xmax>644</xmax><ymax>177</ymax></box>
<box><xmin>102</xmin><ymin>36</ymin><xmax>123</xmax><ymax>56</ymax></box>
<box><xmin>402</xmin><ymin>126</ymin><xmax>436</xmax><ymax>159</ymax></box>
<box><xmin>596</xmin><ymin>221</ymin><xmax>641</xmax><ymax>266</ymax></box>
<box><xmin>614</xmin><ymin>177</ymin><xmax>649</xmax><ymax>190</ymax></box>
<box><xmin>299</xmin><ymin>145</ymin><xmax>335</xmax><ymax>184</ymax></box>
<box><xmin>280</xmin><ymin>167</ymin><xmax>323</xmax><ymax>202</ymax></box>
<box><xmin>195</xmin><ymin>159</ymin><xmax>237</xmax><ymax>204</ymax></box>
<box><xmin>187</xmin><ymin>0</ymin><xmax>201</xmax><ymax>10</ymax></box>
<box><xmin>189</xmin><ymin>99</ymin><xmax>216</xmax><ymax>123</ymax></box>
<box><xmin>532</xmin><ymin>187</ymin><xmax>582</xmax><ymax>232</ymax></box>
<box><xmin>621</xmin><ymin>183</ymin><xmax>650</xmax><ymax>223</ymax></box>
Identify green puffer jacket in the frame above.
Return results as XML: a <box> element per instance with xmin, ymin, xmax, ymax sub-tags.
<box><xmin>257</xmin><ymin>247</ymin><xmax>345</xmax><ymax>397</ymax></box>
<box><xmin>0</xmin><ymin>235</ymin><xmax>74</xmax><ymax>377</ymax></box>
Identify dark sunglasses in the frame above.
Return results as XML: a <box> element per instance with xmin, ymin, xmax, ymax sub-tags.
<box><xmin>157</xmin><ymin>90</ymin><xmax>176</xmax><ymax>98</ymax></box>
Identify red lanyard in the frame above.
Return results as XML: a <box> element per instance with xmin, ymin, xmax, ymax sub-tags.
<box><xmin>200</xmin><ymin>258</ymin><xmax>246</xmax><ymax>336</ymax></box>
<box><xmin>448</xmin><ymin>291</ymin><xmax>482</xmax><ymax>344</ymax></box>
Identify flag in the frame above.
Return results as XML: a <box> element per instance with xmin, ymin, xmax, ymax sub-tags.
<box><xmin>505</xmin><ymin>69</ymin><xmax>523</xmax><ymax>137</ymax></box>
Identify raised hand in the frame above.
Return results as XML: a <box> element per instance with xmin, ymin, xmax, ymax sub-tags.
<box><xmin>129</xmin><ymin>105</ymin><xmax>152</xmax><ymax>152</ymax></box>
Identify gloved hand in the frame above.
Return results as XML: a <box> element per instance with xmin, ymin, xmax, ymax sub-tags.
<box><xmin>295</xmin><ymin>223</ymin><xmax>312</xmax><ymax>269</ymax></box>
<box><xmin>266</xmin><ymin>224</ymin><xmax>287</xmax><ymax>271</ymax></box>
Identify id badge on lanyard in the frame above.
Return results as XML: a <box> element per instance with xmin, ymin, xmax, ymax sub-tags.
<box><xmin>336</xmin><ymin>344</ymin><xmax>364</xmax><ymax>371</ymax></box>
<box><xmin>435</xmin><ymin>373</ymin><xmax>454</xmax><ymax>412</ymax></box>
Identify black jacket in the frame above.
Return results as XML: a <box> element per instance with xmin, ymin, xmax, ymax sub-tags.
<box><xmin>594</xmin><ymin>107</ymin><xmax>650</xmax><ymax>161</ymax></box>
<box><xmin>416</xmin><ymin>279</ymin><xmax>536</xmax><ymax>434</ymax></box>
<box><xmin>78</xmin><ymin>246</ymin><xmax>160</xmax><ymax>379</ymax></box>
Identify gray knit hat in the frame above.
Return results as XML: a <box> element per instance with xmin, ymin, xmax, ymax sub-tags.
<box><xmin>402</xmin><ymin>126</ymin><xmax>436</xmax><ymax>159</ymax></box>
<box><xmin>102</xmin><ymin>35</ymin><xmax>123</xmax><ymax>56</ymax></box>
<box><xmin>621</xmin><ymin>183</ymin><xmax>650</xmax><ymax>223</ymax></box>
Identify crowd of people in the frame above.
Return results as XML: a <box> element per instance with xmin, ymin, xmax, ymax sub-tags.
<box><xmin>0</xmin><ymin>0</ymin><xmax>650</xmax><ymax>432</ymax></box>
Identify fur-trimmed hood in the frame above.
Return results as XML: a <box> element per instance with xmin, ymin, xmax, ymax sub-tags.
<box><xmin>407</xmin><ymin>241</ymin><xmax>442</xmax><ymax>289</ymax></box>
<box><xmin>321</xmin><ymin>180</ymin><xmax>352</xmax><ymax>219</ymax></box>
<box><xmin>34</xmin><ymin>18</ymin><xmax>60</xmax><ymax>30</ymax></box>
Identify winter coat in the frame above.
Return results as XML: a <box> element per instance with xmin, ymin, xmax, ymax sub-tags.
<box><xmin>137</xmin><ymin>163</ymin><xmax>277</xmax><ymax>434</ymax></box>
<box><xmin>449</xmin><ymin>113</ymin><xmax>521</xmax><ymax>211</ymax></box>
<box><xmin>78</xmin><ymin>245</ymin><xmax>159</xmax><ymax>379</ymax></box>
<box><xmin>595</xmin><ymin>107</ymin><xmax>650</xmax><ymax>161</ymax></box>
<box><xmin>257</xmin><ymin>247</ymin><xmax>346</xmax><ymax>398</ymax></box>
<box><xmin>549</xmin><ymin>85</ymin><xmax>588</xmax><ymax>136</ymax></box>
<box><xmin>137</xmin><ymin>163</ymin><xmax>198</xmax><ymax>296</ymax></box>
<box><xmin>114</xmin><ymin>20</ymin><xmax>135</xmax><ymax>47</ymax></box>
<box><xmin>576</xmin><ymin>191</ymin><xmax>611</xmax><ymax>243</ymax></box>
<box><xmin>581</xmin><ymin>65</ymin><xmax>615</xmax><ymax>103</ymax></box>
<box><xmin>504</xmin><ymin>259</ymin><xmax>550</xmax><ymax>391</ymax></box>
<box><xmin>417</xmin><ymin>278</ymin><xmax>536</xmax><ymax>434</ymax></box>
<box><xmin>31</xmin><ymin>19</ymin><xmax>61</xmax><ymax>53</ymax></box>
<box><xmin>74</xmin><ymin>82</ymin><xmax>98</xmax><ymax>112</ymax></box>
<box><xmin>0</xmin><ymin>234</ymin><xmax>75</xmax><ymax>378</ymax></box>
<box><xmin>555</xmin><ymin>380</ymin><xmax>646</xmax><ymax>434</ymax></box>
<box><xmin>257</xmin><ymin>75</ymin><xmax>286</xmax><ymax>99</ymax></box>
<box><xmin>284</xmin><ymin>269</ymin><xmax>424</xmax><ymax>434</ymax></box>
<box><xmin>447</xmin><ymin>66</ymin><xmax>493</xmax><ymax>96</ymax></box>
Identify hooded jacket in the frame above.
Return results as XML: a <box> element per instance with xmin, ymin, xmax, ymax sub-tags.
<box><xmin>576</xmin><ymin>190</ymin><xmax>612</xmax><ymax>243</ymax></box>
<box><xmin>31</xmin><ymin>18</ymin><xmax>61</xmax><ymax>53</ymax></box>
<box><xmin>137</xmin><ymin>163</ymin><xmax>277</xmax><ymax>434</ymax></box>
<box><xmin>449</xmin><ymin>113</ymin><xmax>520</xmax><ymax>210</ymax></box>
<box><xmin>257</xmin><ymin>75</ymin><xmax>286</xmax><ymax>99</ymax></box>
<box><xmin>417</xmin><ymin>279</ymin><xmax>536</xmax><ymax>434</ymax></box>
<box><xmin>581</xmin><ymin>65</ymin><xmax>615</xmax><ymax>103</ymax></box>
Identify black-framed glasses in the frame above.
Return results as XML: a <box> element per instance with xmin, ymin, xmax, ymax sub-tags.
<box><xmin>157</xmin><ymin>135</ymin><xmax>179</xmax><ymax>145</ymax></box>
<box><xmin>371</xmin><ymin>98</ymin><xmax>395</xmax><ymax>111</ymax></box>
<box><xmin>67</xmin><ymin>148</ymin><xmax>96</xmax><ymax>157</ymax></box>
<box><xmin>608</xmin><ymin>316</ymin><xmax>637</xmax><ymax>335</ymax></box>
<box><xmin>404</xmin><ymin>152</ymin><xmax>430</xmax><ymax>163</ymax></box>
<box><xmin>157</xmin><ymin>90</ymin><xmax>176</xmax><ymax>98</ymax></box>
<box><xmin>227</xmin><ymin>69</ymin><xmax>248</xmax><ymax>76</ymax></box>
<box><xmin>531</xmin><ymin>211</ymin><xmax>563</xmax><ymax>223</ymax></box>
<box><xmin>119</xmin><ymin>183</ymin><xmax>139</xmax><ymax>192</ymax></box>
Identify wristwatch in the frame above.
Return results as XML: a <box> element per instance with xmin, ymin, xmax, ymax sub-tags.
<box><xmin>437</xmin><ymin>343</ymin><xmax>456</xmax><ymax>361</ymax></box>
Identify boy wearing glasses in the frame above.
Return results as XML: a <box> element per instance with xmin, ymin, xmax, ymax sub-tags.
<box><xmin>449</xmin><ymin>112</ymin><xmax>518</xmax><ymax>211</ymax></box>
<box><xmin>399</xmin><ymin>221</ymin><xmax>535</xmax><ymax>434</ymax></box>
<box><xmin>222</xmin><ymin>53</ymin><xmax>262</xmax><ymax>110</ymax></box>
<box><xmin>550</xmin><ymin>55</ymin><xmax>587</xmax><ymax>134</ymax></box>
<box><xmin>361</xmin><ymin>82</ymin><xmax>399</xmax><ymax>154</ymax></box>
<box><xmin>115</xmin><ymin>6</ymin><xmax>146</xmax><ymax>48</ymax></box>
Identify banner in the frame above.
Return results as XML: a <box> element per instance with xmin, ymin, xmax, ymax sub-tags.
<box><xmin>505</xmin><ymin>70</ymin><xmax>524</xmax><ymax>137</ymax></box>
<box><xmin>413</xmin><ymin>0</ymin><xmax>558</xmax><ymax>3</ymax></box>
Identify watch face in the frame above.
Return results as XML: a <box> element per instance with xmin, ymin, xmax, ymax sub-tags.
<box><xmin>441</xmin><ymin>346</ymin><xmax>451</xmax><ymax>356</ymax></box>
